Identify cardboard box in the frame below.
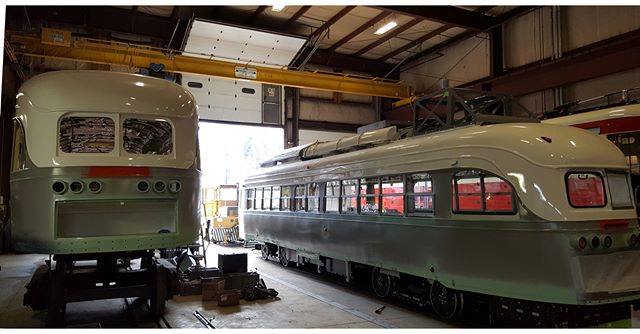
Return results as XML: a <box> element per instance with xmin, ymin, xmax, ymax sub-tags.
<box><xmin>178</xmin><ymin>278</ymin><xmax>202</xmax><ymax>296</ymax></box>
<box><xmin>218</xmin><ymin>290</ymin><xmax>241</xmax><ymax>306</ymax></box>
<box><xmin>202</xmin><ymin>277</ymin><xmax>226</xmax><ymax>301</ymax></box>
<box><xmin>223</xmin><ymin>271</ymin><xmax>259</xmax><ymax>290</ymax></box>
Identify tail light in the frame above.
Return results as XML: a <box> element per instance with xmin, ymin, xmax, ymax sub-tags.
<box><xmin>591</xmin><ymin>236</ymin><xmax>601</xmax><ymax>249</ymax></box>
<box><xmin>69</xmin><ymin>181</ymin><xmax>84</xmax><ymax>193</ymax></box>
<box><xmin>578</xmin><ymin>237</ymin><xmax>587</xmax><ymax>250</ymax></box>
<box><xmin>629</xmin><ymin>234</ymin><xmax>638</xmax><ymax>247</ymax></box>
<box><xmin>137</xmin><ymin>180</ymin><xmax>150</xmax><ymax>192</ymax></box>
<box><xmin>603</xmin><ymin>236</ymin><xmax>613</xmax><ymax>248</ymax></box>
<box><xmin>566</xmin><ymin>173</ymin><xmax>605</xmax><ymax>208</ymax></box>
<box><xmin>52</xmin><ymin>181</ymin><xmax>67</xmax><ymax>194</ymax></box>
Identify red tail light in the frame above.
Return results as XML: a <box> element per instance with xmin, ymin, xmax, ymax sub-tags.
<box><xmin>578</xmin><ymin>237</ymin><xmax>587</xmax><ymax>250</ymax></box>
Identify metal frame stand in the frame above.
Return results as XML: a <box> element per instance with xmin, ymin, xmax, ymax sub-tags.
<box><xmin>42</xmin><ymin>251</ymin><xmax>170</xmax><ymax>327</ymax></box>
<box><xmin>407</xmin><ymin>87</ymin><xmax>538</xmax><ymax>137</ymax></box>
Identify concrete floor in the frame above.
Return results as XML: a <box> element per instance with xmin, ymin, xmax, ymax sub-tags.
<box><xmin>0</xmin><ymin>244</ymin><xmax>452</xmax><ymax>328</ymax></box>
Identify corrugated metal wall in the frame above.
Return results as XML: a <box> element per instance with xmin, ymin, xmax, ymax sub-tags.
<box><xmin>399</xmin><ymin>6</ymin><xmax>640</xmax><ymax>115</ymax></box>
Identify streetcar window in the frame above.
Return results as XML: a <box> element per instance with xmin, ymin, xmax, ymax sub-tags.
<box><xmin>407</xmin><ymin>173</ymin><xmax>434</xmax><ymax>215</ymax></box>
<box><xmin>307</xmin><ymin>183</ymin><xmax>320</xmax><ymax>212</ymax></box>
<box><xmin>255</xmin><ymin>187</ymin><xmax>264</xmax><ymax>210</ymax></box>
<box><xmin>483</xmin><ymin>177</ymin><xmax>515</xmax><ymax>212</ymax></box>
<box><xmin>294</xmin><ymin>185</ymin><xmax>306</xmax><ymax>211</ymax></box>
<box><xmin>341</xmin><ymin>179</ymin><xmax>358</xmax><ymax>214</ymax></box>
<box><xmin>607</xmin><ymin>172</ymin><xmax>633</xmax><ymax>209</ymax></box>
<box><xmin>381</xmin><ymin>175</ymin><xmax>404</xmax><ymax>216</ymax></box>
<box><xmin>11</xmin><ymin>120</ymin><xmax>27</xmax><ymax>172</ymax></box>
<box><xmin>271</xmin><ymin>186</ymin><xmax>281</xmax><ymax>210</ymax></box>
<box><xmin>566</xmin><ymin>172</ymin><xmax>606</xmax><ymax>208</ymax></box>
<box><xmin>280</xmin><ymin>186</ymin><xmax>291</xmax><ymax>211</ymax></box>
<box><xmin>360</xmin><ymin>177</ymin><xmax>380</xmax><ymax>215</ymax></box>
<box><xmin>325</xmin><ymin>181</ymin><xmax>340</xmax><ymax>213</ymax></box>
<box><xmin>453</xmin><ymin>170</ymin><xmax>516</xmax><ymax>214</ymax></box>
<box><xmin>263</xmin><ymin>187</ymin><xmax>272</xmax><ymax>210</ymax></box>
<box><xmin>123</xmin><ymin>118</ymin><xmax>173</xmax><ymax>155</ymax></box>
<box><xmin>59</xmin><ymin>116</ymin><xmax>115</xmax><ymax>153</ymax></box>
<box><xmin>246</xmin><ymin>188</ymin><xmax>255</xmax><ymax>210</ymax></box>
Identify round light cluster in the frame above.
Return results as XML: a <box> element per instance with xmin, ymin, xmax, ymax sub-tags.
<box><xmin>52</xmin><ymin>180</ymin><xmax>103</xmax><ymax>194</ymax></box>
<box><xmin>576</xmin><ymin>235</ymin><xmax>614</xmax><ymax>250</ymax></box>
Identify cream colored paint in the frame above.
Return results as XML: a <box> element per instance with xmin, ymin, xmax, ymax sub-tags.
<box><xmin>247</xmin><ymin>123</ymin><xmax>634</xmax><ymax>222</ymax></box>
<box><xmin>15</xmin><ymin>70</ymin><xmax>198</xmax><ymax>169</ymax></box>
<box><xmin>542</xmin><ymin>103</ymin><xmax>640</xmax><ymax>127</ymax></box>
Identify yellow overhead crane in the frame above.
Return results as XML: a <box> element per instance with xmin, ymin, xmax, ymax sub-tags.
<box><xmin>9</xmin><ymin>29</ymin><xmax>412</xmax><ymax>99</ymax></box>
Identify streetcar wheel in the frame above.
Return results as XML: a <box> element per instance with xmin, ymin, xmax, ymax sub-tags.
<box><xmin>261</xmin><ymin>244</ymin><xmax>269</xmax><ymax>260</ymax></box>
<box><xmin>278</xmin><ymin>247</ymin><xmax>290</xmax><ymax>267</ymax></box>
<box><xmin>429</xmin><ymin>281</ymin><xmax>464</xmax><ymax>320</ymax></box>
<box><xmin>371</xmin><ymin>267</ymin><xmax>393</xmax><ymax>298</ymax></box>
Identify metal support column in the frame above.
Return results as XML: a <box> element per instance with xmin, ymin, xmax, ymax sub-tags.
<box><xmin>489</xmin><ymin>25</ymin><xmax>504</xmax><ymax>78</ymax></box>
<box><xmin>0</xmin><ymin>63</ymin><xmax>22</xmax><ymax>252</ymax></box>
<box><xmin>284</xmin><ymin>87</ymin><xmax>300</xmax><ymax>149</ymax></box>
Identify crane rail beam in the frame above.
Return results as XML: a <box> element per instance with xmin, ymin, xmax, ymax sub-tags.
<box><xmin>9</xmin><ymin>33</ymin><xmax>412</xmax><ymax>99</ymax></box>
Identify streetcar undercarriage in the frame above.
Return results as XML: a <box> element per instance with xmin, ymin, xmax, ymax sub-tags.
<box><xmin>23</xmin><ymin>251</ymin><xmax>174</xmax><ymax>327</ymax></box>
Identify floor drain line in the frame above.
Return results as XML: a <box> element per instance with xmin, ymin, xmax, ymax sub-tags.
<box><xmin>259</xmin><ymin>270</ymin><xmax>396</xmax><ymax>328</ymax></box>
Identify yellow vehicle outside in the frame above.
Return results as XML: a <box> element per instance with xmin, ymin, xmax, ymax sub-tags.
<box><xmin>203</xmin><ymin>185</ymin><xmax>239</xmax><ymax>242</ymax></box>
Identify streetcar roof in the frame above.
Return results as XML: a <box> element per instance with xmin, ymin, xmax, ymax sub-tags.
<box><xmin>542</xmin><ymin>103</ymin><xmax>640</xmax><ymax>127</ymax></box>
<box><xmin>247</xmin><ymin>122</ymin><xmax>627</xmax><ymax>184</ymax></box>
<box><xmin>16</xmin><ymin>70</ymin><xmax>196</xmax><ymax>118</ymax></box>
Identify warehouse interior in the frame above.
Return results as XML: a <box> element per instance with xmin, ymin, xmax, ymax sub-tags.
<box><xmin>2</xmin><ymin>4</ymin><xmax>640</xmax><ymax>329</ymax></box>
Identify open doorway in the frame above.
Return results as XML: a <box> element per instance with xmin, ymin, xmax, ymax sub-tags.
<box><xmin>198</xmin><ymin>122</ymin><xmax>283</xmax><ymax>187</ymax></box>
<box><xmin>198</xmin><ymin>121</ymin><xmax>283</xmax><ymax>240</ymax></box>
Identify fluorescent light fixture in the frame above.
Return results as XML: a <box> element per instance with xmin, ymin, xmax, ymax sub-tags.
<box><xmin>272</xmin><ymin>4</ymin><xmax>285</xmax><ymax>12</ymax></box>
<box><xmin>374</xmin><ymin>21</ymin><xmax>398</xmax><ymax>35</ymax></box>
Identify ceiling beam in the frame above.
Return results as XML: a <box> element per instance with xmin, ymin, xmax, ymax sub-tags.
<box><xmin>351</xmin><ymin>17</ymin><xmax>422</xmax><ymax>57</ymax></box>
<box><xmin>309</xmin><ymin>6</ymin><xmax>356</xmax><ymax>39</ymax></box>
<box><xmin>462</xmin><ymin>28</ymin><xmax>640</xmax><ymax>97</ymax></box>
<box><xmin>8</xmin><ymin>6</ymin><xmax>175</xmax><ymax>41</ymax></box>
<box><xmin>327</xmin><ymin>10</ymin><xmax>391</xmax><ymax>52</ymax></box>
<box><xmin>298</xmin><ymin>48</ymin><xmax>397</xmax><ymax>77</ymax></box>
<box><xmin>10</xmin><ymin>33</ymin><xmax>412</xmax><ymax>98</ymax></box>
<box><xmin>376</xmin><ymin>6</ymin><xmax>496</xmax><ymax>31</ymax></box>
<box><xmin>373</xmin><ymin>6</ymin><xmax>505</xmax><ymax>63</ymax></box>
<box><xmin>7</xmin><ymin>6</ymin><xmax>389</xmax><ymax>76</ymax></box>
<box><xmin>376</xmin><ymin>24</ymin><xmax>451</xmax><ymax>62</ymax></box>
<box><xmin>248</xmin><ymin>6</ymin><xmax>268</xmax><ymax>24</ymax></box>
<box><xmin>282</xmin><ymin>6</ymin><xmax>311</xmax><ymax>29</ymax></box>
<box><xmin>399</xmin><ymin>6</ymin><xmax>538</xmax><ymax>71</ymax></box>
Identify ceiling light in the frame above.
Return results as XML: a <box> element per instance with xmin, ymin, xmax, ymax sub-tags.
<box><xmin>374</xmin><ymin>21</ymin><xmax>398</xmax><ymax>35</ymax></box>
<box><xmin>271</xmin><ymin>4</ymin><xmax>285</xmax><ymax>12</ymax></box>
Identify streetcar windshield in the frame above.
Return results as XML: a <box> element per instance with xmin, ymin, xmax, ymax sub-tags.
<box><xmin>59</xmin><ymin>116</ymin><xmax>115</xmax><ymax>154</ymax></box>
<box><xmin>123</xmin><ymin>118</ymin><xmax>173</xmax><ymax>155</ymax></box>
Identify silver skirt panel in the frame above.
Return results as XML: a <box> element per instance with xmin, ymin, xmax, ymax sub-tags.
<box><xmin>10</xmin><ymin>166</ymin><xmax>200</xmax><ymax>254</ymax></box>
<box><xmin>244</xmin><ymin>210</ymin><xmax>640</xmax><ymax>305</ymax></box>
